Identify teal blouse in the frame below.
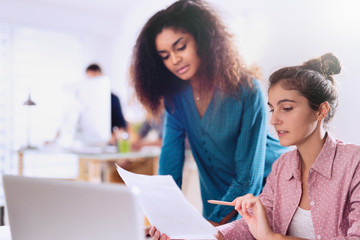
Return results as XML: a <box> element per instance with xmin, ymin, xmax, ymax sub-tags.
<box><xmin>159</xmin><ymin>79</ymin><xmax>287</xmax><ymax>223</ymax></box>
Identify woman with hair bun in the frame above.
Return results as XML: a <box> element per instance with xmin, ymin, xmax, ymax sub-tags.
<box><xmin>131</xmin><ymin>0</ymin><xmax>286</xmax><ymax>226</ymax></box>
<box><xmin>215</xmin><ymin>53</ymin><xmax>360</xmax><ymax>239</ymax></box>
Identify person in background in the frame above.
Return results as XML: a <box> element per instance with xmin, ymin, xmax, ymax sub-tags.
<box><xmin>208</xmin><ymin>53</ymin><xmax>360</xmax><ymax>240</ymax></box>
<box><xmin>131</xmin><ymin>113</ymin><xmax>164</xmax><ymax>151</ymax></box>
<box><xmin>85</xmin><ymin>64</ymin><xmax>127</xmax><ymax>145</ymax></box>
<box><xmin>131</xmin><ymin>0</ymin><xmax>287</xmax><ymax>226</ymax></box>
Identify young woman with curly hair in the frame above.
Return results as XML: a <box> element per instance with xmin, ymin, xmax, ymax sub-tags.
<box><xmin>131</xmin><ymin>0</ymin><xmax>286</xmax><ymax>226</ymax></box>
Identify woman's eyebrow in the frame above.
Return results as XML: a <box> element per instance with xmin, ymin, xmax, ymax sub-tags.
<box><xmin>172</xmin><ymin>37</ymin><xmax>183</xmax><ymax>47</ymax></box>
<box><xmin>276</xmin><ymin>99</ymin><xmax>296</xmax><ymax>105</ymax></box>
<box><xmin>268</xmin><ymin>99</ymin><xmax>296</xmax><ymax>106</ymax></box>
<box><xmin>157</xmin><ymin>37</ymin><xmax>184</xmax><ymax>54</ymax></box>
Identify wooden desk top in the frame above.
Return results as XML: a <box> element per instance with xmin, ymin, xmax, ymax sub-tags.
<box><xmin>78</xmin><ymin>151</ymin><xmax>160</xmax><ymax>161</ymax></box>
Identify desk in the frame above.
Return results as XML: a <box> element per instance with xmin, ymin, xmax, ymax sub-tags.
<box><xmin>17</xmin><ymin>146</ymin><xmax>160</xmax><ymax>183</ymax></box>
<box><xmin>78</xmin><ymin>151</ymin><xmax>160</xmax><ymax>183</ymax></box>
<box><xmin>0</xmin><ymin>226</ymin><xmax>10</xmax><ymax>240</ymax></box>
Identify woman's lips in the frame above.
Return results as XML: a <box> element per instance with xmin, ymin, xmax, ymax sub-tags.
<box><xmin>176</xmin><ymin>65</ymin><xmax>189</xmax><ymax>75</ymax></box>
<box><xmin>277</xmin><ymin>130</ymin><xmax>288</xmax><ymax>137</ymax></box>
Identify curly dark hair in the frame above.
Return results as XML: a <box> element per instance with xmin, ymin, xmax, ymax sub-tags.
<box><xmin>130</xmin><ymin>0</ymin><xmax>260</xmax><ymax>116</ymax></box>
<box><xmin>269</xmin><ymin>53</ymin><xmax>341</xmax><ymax>124</ymax></box>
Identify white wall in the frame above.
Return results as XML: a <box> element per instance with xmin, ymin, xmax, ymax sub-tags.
<box><xmin>216</xmin><ymin>0</ymin><xmax>360</xmax><ymax>144</ymax></box>
<box><xmin>1</xmin><ymin>0</ymin><xmax>359</xmax><ymax>144</ymax></box>
<box><xmin>112</xmin><ymin>0</ymin><xmax>360</xmax><ymax>143</ymax></box>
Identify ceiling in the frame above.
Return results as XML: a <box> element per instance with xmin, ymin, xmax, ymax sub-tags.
<box><xmin>7</xmin><ymin>0</ymin><xmax>174</xmax><ymax>20</ymax></box>
<box><xmin>0</xmin><ymin>0</ymin><xmax>178</xmax><ymax>35</ymax></box>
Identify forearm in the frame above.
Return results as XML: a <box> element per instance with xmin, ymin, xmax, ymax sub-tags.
<box><xmin>159</xmin><ymin>108</ymin><xmax>185</xmax><ymax>186</ymax></box>
<box><xmin>215</xmin><ymin>230</ymin><xmax>225</xmax><ymax>240</ymax></box>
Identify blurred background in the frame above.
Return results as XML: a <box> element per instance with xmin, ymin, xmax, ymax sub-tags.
<box><xmin>0</xmin><ymin>0</ymin><xmax>359</xmax><ymax>217</ymax></box>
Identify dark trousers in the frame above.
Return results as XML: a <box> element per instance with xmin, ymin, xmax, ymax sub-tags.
<box><xmin>0</xmin><ymin>206</ymin><xmax>4</xmax><ymax>226</ymax></box>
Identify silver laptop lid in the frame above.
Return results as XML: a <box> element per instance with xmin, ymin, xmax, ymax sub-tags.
<box><xmin>3</xmin><ymin>175</ymin><xmax>144</xmax><ymax>240</ymax></box>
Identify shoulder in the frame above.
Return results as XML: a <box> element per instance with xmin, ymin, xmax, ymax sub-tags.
<box><xmin>336</xmin><ymin>139</ymin><xmax>360</xmax><ymax>152</ymax></box>
<box><xmin>164</xmin><ymin>85</ymin><xmax>191</xmax><ymax>114</ymax></box>
<box><xmin>236</xmin><ymin>78</ymin><xmax>266</xmax><ymax>102</ymax></box>
<box><xmin>271</xmin><ymin>148</ymin><xmax>298</xmax><ymax>173</ymax></box>
<box><xmin>165</xmin><ymin>83</ymin><xmax>190</xmax><ymax>100</ymax></box>
<box><xmin>237</xmin><ymin>77</ymin><xmax>262</xmax><ymax>93</ymax></box>
<box><xmin>231</xmin><ymin>78</ymin><xmax>267</xmax><ymax>112</ymax></box>
<box><xmin>335</xmin><ymin>139</ymin><xmax>360</xmax><ymax>164</ymax></box>
<box><xmin>219</xmin><ymin>78</ymin><xmax>265</xmax><ymax>101</ymax></box>
<box><xmin>111</xmin><ymin>93</ymin><xmax>120</xmax><ymax>101</ymax></box>
<box><xmin>111</xmin><ymin>94</ymin><xmax>121</xmax><ymax>106</ymax></box>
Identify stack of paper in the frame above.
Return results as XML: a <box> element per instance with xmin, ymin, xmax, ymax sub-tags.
<box><xmin>116</xmin><ymin>165</ymin><xmax>217</xmax><ymax>240</ymax></box>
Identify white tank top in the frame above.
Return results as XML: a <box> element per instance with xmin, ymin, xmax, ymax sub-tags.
<box><xmin>287</xmin><ymin>207</ymin><xmax>316</xmax><ymax>239</ymax></box>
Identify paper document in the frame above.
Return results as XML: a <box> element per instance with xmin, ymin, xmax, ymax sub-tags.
<box><xmin>116</xmin><ymin>165</ymin><xmax>217</xmax><ymax>240</ymax></box>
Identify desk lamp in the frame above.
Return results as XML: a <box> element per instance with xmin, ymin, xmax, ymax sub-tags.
<box><xmin>23</xmin><ymin>93</ymin><xmax>37</xmax><ymax>149</ymax></box>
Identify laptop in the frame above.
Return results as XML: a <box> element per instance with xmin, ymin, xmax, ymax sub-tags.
<box><xmin>2</xmin><ymin>175</ymin><xmax>144</xmax><ymax>240</ymax></box>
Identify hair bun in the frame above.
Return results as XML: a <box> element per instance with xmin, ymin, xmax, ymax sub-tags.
<box><xmin>320</xmin><ymin>53</ymin><xmax>341</xmax><ymax>76</ymax></box>
<box><xmin>302</xmin><ymin>53</ymin><xmax>341</xmax><ymax>83</ymax></box>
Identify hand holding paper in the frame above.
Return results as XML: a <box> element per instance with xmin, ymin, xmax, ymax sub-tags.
<box><xmin>116</xmin><ymin>164</ymin><xmax>217</xmax><ymax>240</ymax></box>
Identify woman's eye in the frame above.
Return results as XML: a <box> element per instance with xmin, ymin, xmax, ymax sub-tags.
<box><xmin>269</xmin><ymin>109</ymin><xmax>274</xmax><ymax>113</ymax></box>
<box><xmin>283</xmin><ymin>107</ymin><xmax>293</xmax><ymax>112</ymax></box>
<box><xmin>161</xmin><ymin>55</ymin><xmax>169</xmax><ymax>60</ymax></box>
<box><xmin>177</xmin><ymin>44</ymin><xmax>186</xmax><ymax>51</ymax></box>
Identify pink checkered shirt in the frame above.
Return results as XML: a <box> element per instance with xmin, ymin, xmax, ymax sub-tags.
<box><xmin>218</xmin><ymin>133</ymin><xmax>360</xmax><ymax>239</ymax></box>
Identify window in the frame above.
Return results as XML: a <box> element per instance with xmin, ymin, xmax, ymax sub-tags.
<box><xmin>12</xmin><ymin>27</ymin><xmax>85</xmax><ymax>147</ymax></box>
<box><xmin>0</xmin><ymin>24</ymin><xmax>92</xmax><ymax>222</ymax></box>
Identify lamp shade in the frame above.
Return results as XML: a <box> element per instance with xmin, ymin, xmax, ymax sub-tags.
<box><xmin>23</xmin><ymin>94</ymin><xmax>36</xmax><ymax>106</ymax></box>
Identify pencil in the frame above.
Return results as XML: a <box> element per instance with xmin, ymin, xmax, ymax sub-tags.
<box><xmin>207</xmin><ymin>200</ymin><xmax>235</xmax><ymax>206</ymax></box>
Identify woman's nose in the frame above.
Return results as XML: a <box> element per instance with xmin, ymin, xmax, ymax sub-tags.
<box><xmin>170</xmin><ymin>53</ymin><xmax>181</xmax><ymax>65</ymax></box>
<box><xmin>270</xmin><ymin>111</ymin><xmax>281</xmax><ymax>126</ymax></box>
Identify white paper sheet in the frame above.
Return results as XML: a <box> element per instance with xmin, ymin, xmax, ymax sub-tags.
<box><xmin>116</xmin><ymin>165</ymin><xmax>217</xmax><ymax>240</ymax></box>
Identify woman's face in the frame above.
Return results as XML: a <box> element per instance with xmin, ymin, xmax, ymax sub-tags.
<box><xmin>155</xmin><ymin>28</ymin><xmax>201</xmax><ymax>81</ymax></box>
<box><xmin>268</xmin><ymin>82</ymin><xmax>320</xmax><ymax>148</ymax></box>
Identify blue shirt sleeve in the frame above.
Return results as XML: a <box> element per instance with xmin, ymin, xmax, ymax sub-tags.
<box><xmin>158</xmin><ymin>102</ymin><xmax>186</xmax><ymax>187</ymax></box>
<box><xmin>208</xmin><ymin>85</ymin><xmax>267</xmax><ymax>222</ymax></box>
<box><xmin>111</xmin><ymin>93</ymin><xmax>127</xmax><ymax>130</ymax></box>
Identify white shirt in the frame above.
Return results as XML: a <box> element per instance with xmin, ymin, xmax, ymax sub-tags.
<box><xmin>287</xmin><ymin>207</ymin><xmax>316</xmax><ymax>239</ymax></box>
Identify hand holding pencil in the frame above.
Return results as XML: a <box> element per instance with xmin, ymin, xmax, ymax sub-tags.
<box><xmin>207</xmin><ymin>200</ymin><xmax>235</xmax><ymax>206</ymax></box>
<box><xmin>212</xmin><ymin>194</ymin><xmax>273</xmax><ymax>240</ymax></box>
